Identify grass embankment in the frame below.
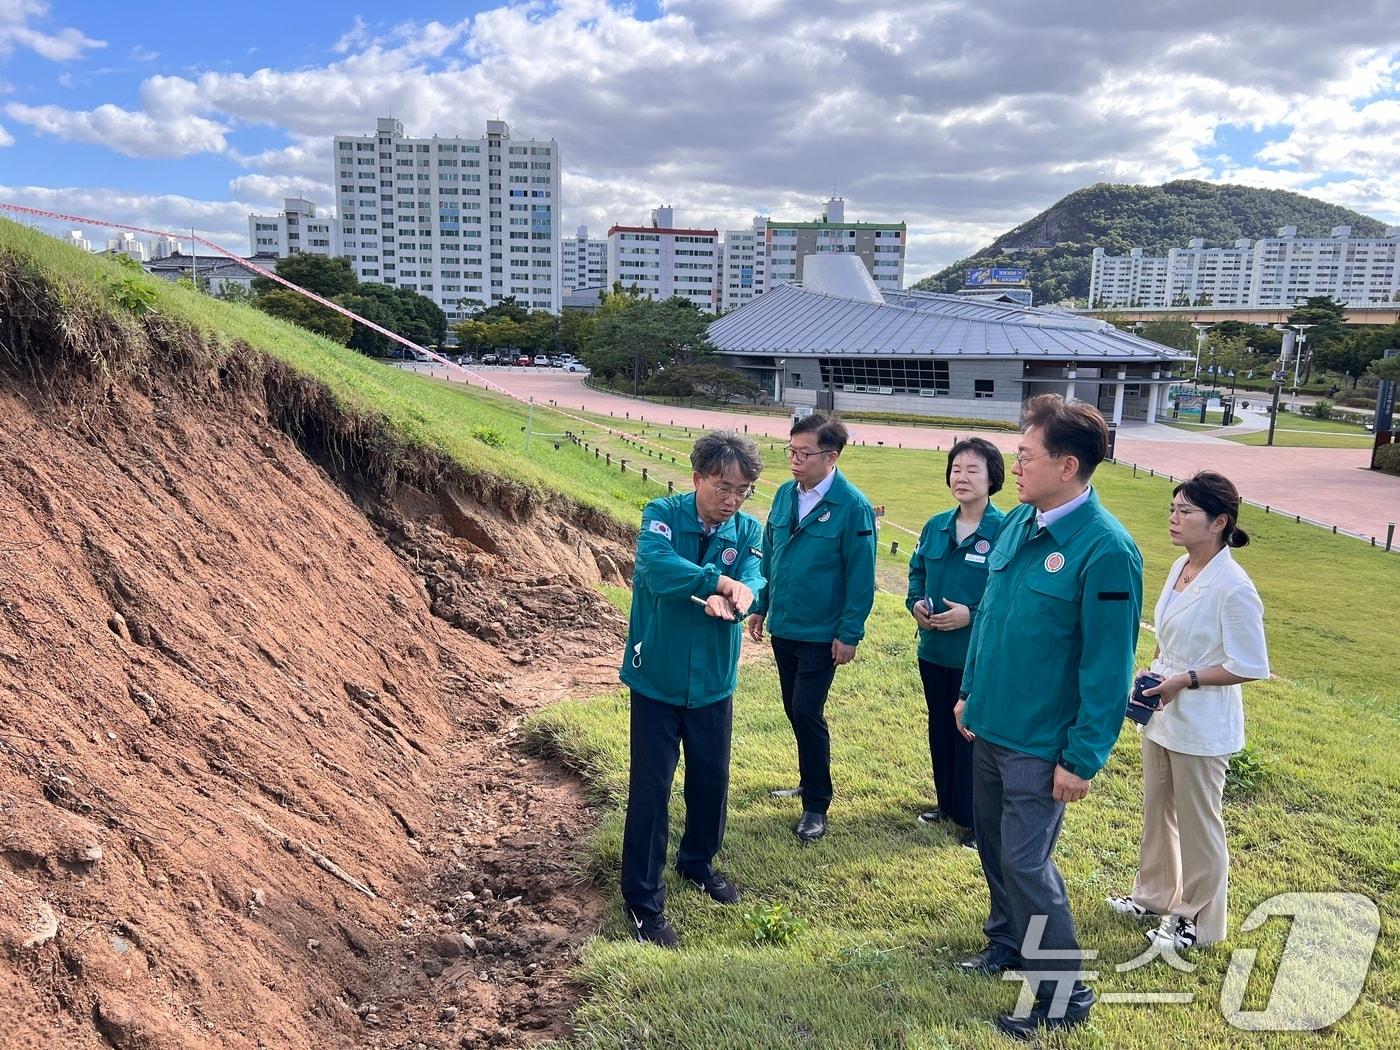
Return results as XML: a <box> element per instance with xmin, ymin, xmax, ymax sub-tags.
<box><xmin>530</xmin><ymin>447</ymin><xmax>1400</xmax><ymax>1049</ymax></box>
<box><xmin>0</xmin><ymin>220</ymin><xmax>658</xmax><ymax>524</ymax></box>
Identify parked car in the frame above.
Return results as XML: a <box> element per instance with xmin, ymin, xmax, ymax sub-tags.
<box><xmin>565</xmin><ymin>361</ymin><xmax>587</xmax><ymax>373</ymax></box>
<box><xmin>515</xmin><ymin>354</ymin><xmax>532</xmax><ymax>367</ymax></box>
<box><xmin>481</xmin><ymin>353</ymin><xmax>498</xmax><ymax>365</ymax></box>
<box><xmin>533</xmin><ymin>354</ymin><xmax>549</xmax><ymax>367</ymax></box>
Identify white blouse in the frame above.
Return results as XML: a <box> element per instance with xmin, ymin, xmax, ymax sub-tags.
<box><xmin>1146</xmin><ymin>547</ymin><xmax>1271</xmax><ymax>757</ymax></box>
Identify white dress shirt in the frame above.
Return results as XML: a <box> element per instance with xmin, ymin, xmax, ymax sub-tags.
<box><xmin>1147</xmin><ymin>547</ymin><xmax>1270</xmax><ymax>756</ymax></box>
<box><xmin>1036</xmin><ymin>486</ymin><xmax>1092</xmax><ymax>531</ymax></box>
<box><xmin>797</xmin><ymin>468</ymin><xmax>837</xmax><ymax>522</ymax></box>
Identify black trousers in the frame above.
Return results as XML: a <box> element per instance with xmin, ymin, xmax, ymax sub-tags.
<box><xmin>917</xmin><ymin>658</ymin><xmax>974</xmax><ymax>828</ymax></box>
<box><xmin>972</xmin><ymin>737</ymin><xmax>1084</xmax><ymax>997</ymax></box>
<box><xmin>620</xmin><ymin>691</ymin><xmax>733</xmax><ymax>919</ymax></box>
<box><xmin>770</xmin><ymin>635</ymin><xmax>838</xmax><ymax>815</ymax></box>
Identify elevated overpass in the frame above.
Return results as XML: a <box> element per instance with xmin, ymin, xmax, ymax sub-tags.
<box><xmin>1078</xmin><ymin>305</ymin><xmax>1400</xmax><ymax>326</ymax></box>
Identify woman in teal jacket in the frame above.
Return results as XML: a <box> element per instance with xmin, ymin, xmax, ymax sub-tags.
<box><xmin>906</xmin><ymin>438</ymin><xmax>1006</xmax><ymax>847</ymax></box>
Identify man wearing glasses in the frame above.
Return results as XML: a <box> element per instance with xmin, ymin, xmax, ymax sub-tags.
<box><xmin>620</xmin><ymin>430</ymin><xmax>766</xmax><ymax>948</ymax></box>
<box><xmin>951</xmin><ymin>394</ymin><xmax>1142</xmax><ymax>1039</ymax></box>
<box><xmin>747</xmin><ymin>412</ymin><xmax>877</xmax><ymax>844</ymax></box>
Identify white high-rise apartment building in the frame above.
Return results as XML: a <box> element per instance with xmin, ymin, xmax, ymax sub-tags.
<box><xmin>104</xmin><ymin>232</ymin><xmax>147</xmax><ymax>261</ymax></box>
<box><xmin>719</xmin><ymin>215</ymin><xmax>768</xmax><ymax>312</ymax></box>
<box><xmin>63</xmin><ymin>230</ymin><xmax>92</xmax><ymax>252</ymax></box>
<box><xmin>562</xmin><ymin>224</ymin><xmax>607</xmax><ymax>294</ymax></box>
<box><xmin>607</xmin><ymin>206</ymin><xmax>719</xmax><ymax>312</ymax></box>
<box><xmin>149</xmin><ymin>235</ymin><xmax>185</xmax><ymax>260</ymax></box>
<box><xmin>1091</xmin><ymin>225</ymin><xmax>1400</xmax><ymax>308</ymax></box>
<box><xmin>247</xmin><ymin>197</ymin><xmax>340</xmax><ymax>259</ymax></box>
<box><xmin>766</xmin><ymin>198</ymin><xmax>907</xmax><ymax>292</ymax></box>
<box><xmin>333</xmin><ymin>117</ymin><xmax>561</xmax><ymax>320</ymax></box>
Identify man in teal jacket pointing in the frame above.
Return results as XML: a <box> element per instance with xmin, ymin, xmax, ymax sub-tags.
<box><xmin>747</xmin><ymin>412</ymin><xmax>877</xmax><ymax>843</ymax></box>
<box><xmin>953</xmin><ymin>395</ymin><xmax>1143</xmax><ymax>1040</ymax></box>
<box><xmin>620</xmin><ymin>430</ymin><xmax>766</xmax><ymax>948</ymax></box>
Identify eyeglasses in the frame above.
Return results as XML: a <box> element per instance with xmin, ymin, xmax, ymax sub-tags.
<box><xmin>704</xmin><ymin>476</ymin><xmax>756</xmax><ymax>502</ymax></box>
<box><xmin>1012</xmin><ymin>450</ymin><xmax>1062</xmax><ymax>465</ymax></box>
<box><xmin>1167</xmin><ymin>503</ymin><xmax>1203</xmax><ymax>518</ymax></box>
<box><xmin>784</xmin><ymin>445</ymin><xmax>834</xmax><ymax>464</ymax></box>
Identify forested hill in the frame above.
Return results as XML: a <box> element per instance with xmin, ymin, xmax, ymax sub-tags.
<box><xmin>912</xmin><ymin>180</ymin><xmax>1390</xmax><ymax>304</ymax></box>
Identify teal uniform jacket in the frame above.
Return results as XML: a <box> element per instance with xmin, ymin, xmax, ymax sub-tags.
<box><xmin>961</xmin><ymin>489</ymin><xmax>1143</xmax><ymax>779</ymax></box>
<box><xmin>751</xmin><ymin>469</ymin><xmax>877</xmax><ymax>646</ymax></box>
<box><xmin>905</xmin><ymin>502</ymin><xmax>1007</xmax><ymax>669</ymax></box>
<box><xmin>620</xmin><ymin>492</ymin><xmax>766</xmax><ymax>708</ymax></box>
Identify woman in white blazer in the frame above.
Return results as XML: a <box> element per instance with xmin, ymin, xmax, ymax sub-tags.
<box><xmin>1107</xmin><ymin>471</ymin><xmax>1269</xmax><ymax>950</ymax></box>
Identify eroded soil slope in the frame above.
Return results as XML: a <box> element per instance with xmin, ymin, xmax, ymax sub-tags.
<box><xmin>0</xmin><ymin>306</ymin><xmax>633</xmax><ymax>1047</ymax></box>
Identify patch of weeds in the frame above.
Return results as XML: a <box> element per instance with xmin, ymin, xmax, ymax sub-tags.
<box><xmin>471</xmin><ymin>426</ymin><xmax>505</xmax><ymax>449</ymax></box>
<box><xmin>742</xmin><ymin>901</ymin><xmax>804</xmax><ymax>947</ymax></box>
<box><xmin>1227</xmin><ymin>743</ymin><xmax>1271</xmax><ymax>798</ymax></box>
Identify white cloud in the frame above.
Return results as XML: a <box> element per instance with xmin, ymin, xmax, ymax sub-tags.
<box><xmin>4</xmin><ymin>102</ymin><xmax>229</xmax><ymax>157</ymax></box>
<box><xmin>0</xmin><ymin>0</ymin><xmax>105</xmax><ymax>62</ymax></box>
<box><xmin>6</xmin><ymin>2</ymin><xmax>1400</xmax><ymax>277</ymax></box>
<box><xmin>228</xmin><ymin>172</ymin><xmax>333</xmax><ymax>206</ymax></box>
<box><xmin>130</xmin><ymin>45</ymin><xmax>159</xmax><ymax>63</ymax></box>
<box><xmin>0</xmin><ymin>183</ymin><xmax>257</xmax><ymax>254</ymax></box>
<box><xmin>0</xmin><ymin>120</ymin><xmax>12</xmax><ymax>146</ymax></box>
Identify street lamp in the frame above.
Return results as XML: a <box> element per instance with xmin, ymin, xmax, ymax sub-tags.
<box><xmin>1276</xmin><ymin>323</ymin><xmax>1315</xmax><ymax>414</ymax></box>
<box><xmin>1190</xmin><ymin>323</ymin><xmax>1210</xmax><ymax>383</ymax></box>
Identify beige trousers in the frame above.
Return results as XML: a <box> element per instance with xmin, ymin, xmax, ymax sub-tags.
<box><xmin>1131</xmin><ymin>736</ymin><xmax>1231</xmax><ymax>945</ymax></box>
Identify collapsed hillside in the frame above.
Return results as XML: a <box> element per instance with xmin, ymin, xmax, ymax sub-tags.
<box><xmin>0</xmin><ymin>252</ymin><xmax>634</xmax><ymax>1048</ymax></box>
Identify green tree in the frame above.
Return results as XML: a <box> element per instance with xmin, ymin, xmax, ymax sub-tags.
<box><xmin>251</xmin><ymin>254</ymin><xmax>358</xmax><ymax>298</ymax></box>
<box><xmin>582</xmin><ymin>296</ymin><xmax>715</xmax><ymax>391</ymax></box>
<box><xmin>1317</xmin><ymin>325</ymin><xmax>1400</xmax><ymax>388</ymax></box>
<box><xmin>337</xmin><ymin>291</ymin><xmax>402</xmax><ymax>356</ymax></box>
<box><xmin>214</xmin><ymin>282</ymin><xmax>256</xmax><ymax>305</ymax></box>
<box><xmin>254</xmin><ymin>288</ymin><xmax>353</xmax><ymax>343</ymax></box>
<box><xmin>469</xmin><ymin>295</ymin><xmax>530</xmax><ymax>324</ymax></box>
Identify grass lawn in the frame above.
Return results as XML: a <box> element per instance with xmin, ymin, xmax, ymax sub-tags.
<box><xmin>1225</xmin><ymin>429</ymin><xmax>1377</xmax><ymax>449</ymax></box>
<box><xmin>531</xmin><ymin>450</ymin><xmax>1400</xmax><ymax>1050</ymax></box>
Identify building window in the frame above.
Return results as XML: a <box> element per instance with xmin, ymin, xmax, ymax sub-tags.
<box><xmin>974</xmin><ymin>379</ymin><xmax>995</xmax><ymax>399</ymax></box>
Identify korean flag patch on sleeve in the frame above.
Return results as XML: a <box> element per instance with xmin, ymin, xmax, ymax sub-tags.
<box><xmin>647</xmin><ymin>519</ymin><xmax>673</xmax><ymax>541</ymax></box>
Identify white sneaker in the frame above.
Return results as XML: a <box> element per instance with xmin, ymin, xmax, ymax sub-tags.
<box><xmin>1145</xmin><ymin>915</ymin><xmax>1197</xmax><ymax>951</ymax></box>
<box><xmin>1105</xmin><ymin>895</ymin><xmax>1157</xmax><ymax>921</ymax></box>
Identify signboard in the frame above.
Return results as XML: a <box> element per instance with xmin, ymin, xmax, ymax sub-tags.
<box><xmin>1376</xmin><ymin>379</ymin><xmax>1396</xmax><ymax>433</ymax></box>
<box><xmin>965</xmin><ymin>266</ymin><xmax>1028</xmax><ymax>286</ymax></box>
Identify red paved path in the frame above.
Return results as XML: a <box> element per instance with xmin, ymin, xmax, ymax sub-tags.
<box><xmin>413</xmin><ymin>365</ymin><xmax>1400</xmax><ymax>547</ymax></box>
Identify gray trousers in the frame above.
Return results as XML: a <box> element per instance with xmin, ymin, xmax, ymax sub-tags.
<box><xmin>973</xmin><ymin>737</ymin><xmax>1083</xmax><ymax>994</ymax></box>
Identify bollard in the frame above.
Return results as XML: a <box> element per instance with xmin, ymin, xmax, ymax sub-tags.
<box><xmin>1388</xmin><ymin>523</ymin><xmax>1396</xmax><ymax>553</ymax></box>
<box><xmin>1295</xmin><ymin>515</ymin><xmax>1300</xmax><ymax>524</ymax></box>
<box><xmin>1265</xmin><ymin>506</ymin><xmax>1269</xmax><ymax>514</ymax></box>
<box><xmin>891</xmin><ymin>541</ymin><xmax>900</xmax><ymax>556</ymax></box>
<box><xmin>643</xmin><ymin>467</ymin><xmax>649</xmax><ymax>483</ymax></box>
<box><xmin>1133</xmin><ymin>464</ymin><xmax>1137</xmax><ymax>478</ymax></box>
<box><xmin>621</xmin><ymin>459</ymin><xmax>627</xmax><ymax>472</ymax></box>
<box><xmin>668</xmin><ymin>480</ymin><xmax>675</xmax><ymax>494</ymax></box>
<box><xmin>594</xmin><ymin>448</ymin><xmax>599</xmax><ymax>459</ymax></box>
<box><xmin>606</xmin><ymin>453</ymin><xmax>611</xmax><ymax>466</ymax></box>
<box><xmin>1333</xmin><ymin>525</ymin><xmax>1338</xmax><ymax>534</ymax></box>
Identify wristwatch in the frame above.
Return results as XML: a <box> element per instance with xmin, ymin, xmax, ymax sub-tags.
<box><xmin>1187</xmin><ymin>669</ymin><xmax>1200</xmax><ymax>690</ymax></box>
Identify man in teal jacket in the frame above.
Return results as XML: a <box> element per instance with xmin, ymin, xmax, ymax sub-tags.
<box><xmin>952</xmin><ymin>395</ymin><xmax>1143</xmax><ymax>1040</ymax></box>
<box><xmin>747</xmin><ymin>412</ymin><xmax>876</xmax><ymax>843</ymax></box>
<box><xmin>620</xmin><ymin>430</ymin><xmax>766</xmax><ymax>948</ymax></box>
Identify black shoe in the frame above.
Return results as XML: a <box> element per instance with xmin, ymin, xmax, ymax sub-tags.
<box><xmin>916</xmin><ymin>808</ymin><xmax>950</xmax><ymax>825</ymax></box>
<box><xmin>959</xmin><ymin>828</ymin><xmax>977</xmax><ymax>851</ymax></box>
<box><xmin>683</xmin><ymin>870</ymin><xmax>741</xmax><ymax>905</ymax></box>
<box><xmin>994</xmin><ymin>984</ymin><xmax>1096</xmax><ymax>1040</ymax></box>
<box><xmin>769</xmin><ymin>786</ymin><xmax>804</xmax><ymax>798</ymax></box>
<box><xmin>954</xmin><ymin>944</ymin><xmax>1022</xmax><ymax>976</ymax></box>
<box><xmin>794</xmin><ymin>811</ymin><xmax>827</xmax><ymax>843</ymax></box>
<box><xmin>628</xmin><ymin>909</ymin><xmax>678</xmax><ymax>949</ymax></box>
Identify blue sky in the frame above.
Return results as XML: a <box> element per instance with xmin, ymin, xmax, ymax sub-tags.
<box><xmin>3</xmin><ymin>1</ymin><xmax>1399</xmax><ymax>282</ymax></box>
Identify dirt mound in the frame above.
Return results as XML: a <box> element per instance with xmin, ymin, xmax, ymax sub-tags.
<box><xmin>0</xmin><ymin>264</ymin><xmax>633</xmax><ymax>1047</ymax></box>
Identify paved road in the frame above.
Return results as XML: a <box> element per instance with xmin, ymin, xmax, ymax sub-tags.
<box><xmin>404</xmin><ymin>364</ymin><xmax>1400</xmax><ymax>545</ymax></box>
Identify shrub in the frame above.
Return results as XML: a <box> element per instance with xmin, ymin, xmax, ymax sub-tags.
<box><xmin>1310</xmin><ymin>400</ymin><xmax>1334</xmax><ymax>421</ymax></box>
<box><xmin>471</xmin><ymin>426</ymin><xmax>505</xmax><ymax>449</ymax></box>
<box><xmin>1374</xmin><ymin>443</ymin><xmax>1400</xmax><ymax>477</ymax></box>
<box><xmin>742</xmin><ymin>901</ymin><xmax>804</xmax><ymax>946</ymax></box>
